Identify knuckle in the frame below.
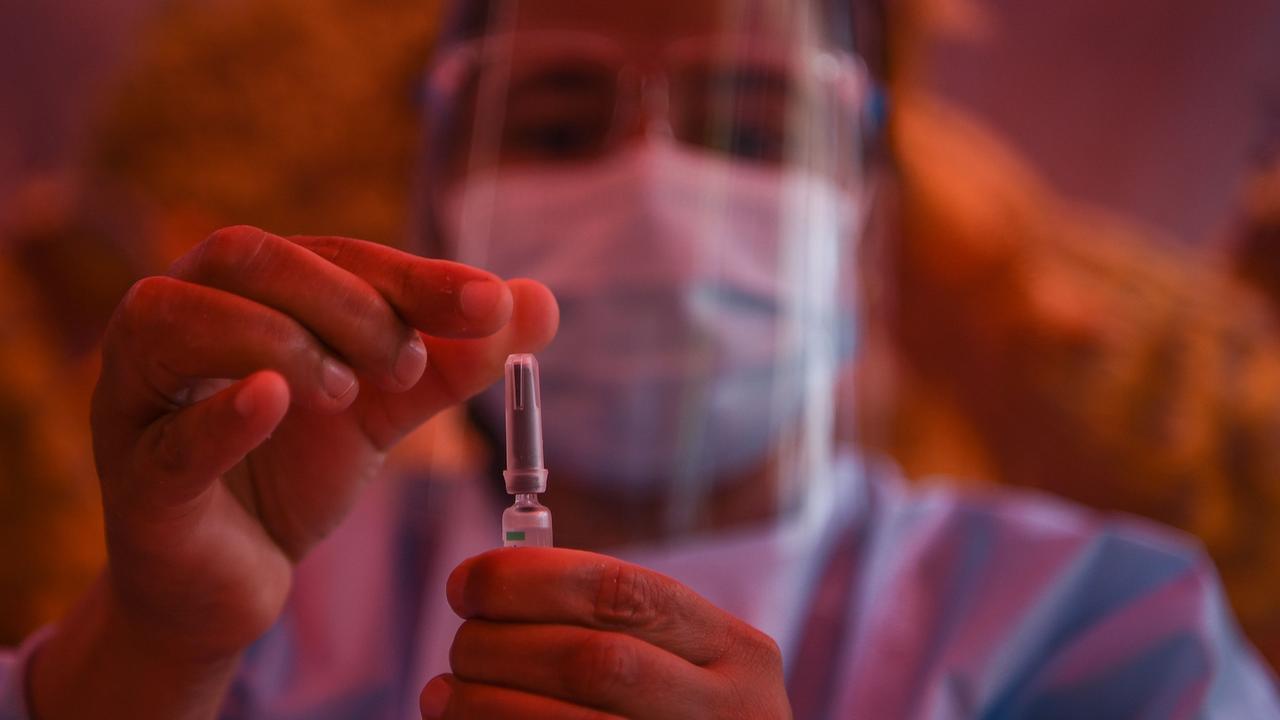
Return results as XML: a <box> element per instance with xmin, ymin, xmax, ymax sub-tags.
<box><xmin>120</xmin><ymin>275</ymin><xmax>169</xmax><ymax>314</ymax></box>
<box><xmin>727</xmin><ymin>622</ymin><xmax>783</xmax><ymax>671</ymax></box>
<box><xmin>335</xmin><ymin>285</ymin><xmax>398</xmax><ymax>345</ymax></box>
<box><xmin>393</xmin><ymin>257</ymin><xmax>419</xmax><ymax>305</ymax></box>
<box><xmin>266</xmin><ymin>313</ymin><xmax>313</xmax><ymax>353</ymax></box>
<box><xmin>297</xmin><ymin>234</ymin><xmax>343</xmax><ymax>263</ymax></box>
<box><xmin>567</xmin><ymin>633</ymin><xmax>638</xmax><ymax>700</ymax></box>
<box><xmin>239</xmin><ymin>302</ymin><xmax>313</xmax><ymax>359</ymax></box>
<box><xmin>195</xmin><ymin>225</ymin><xmax>271</xmax><ymax>278</ymax></box>
<box><xmin>115</xmin><ymin>276</ymin><xmax>176</xmax><ymax>336</ymax></box>
<box><xmin>748</xmin><ymin>628</ymin><xmax>784</xmax><ymax>673</ymax></box>
<box><xmin>592</xmin><ymin>561</ymin><xmax>660</xmax><ymax>628</ymax></box>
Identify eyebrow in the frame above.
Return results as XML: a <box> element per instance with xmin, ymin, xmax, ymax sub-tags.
<box><xmin>510</xmin><ymin>64</ymin><xmax>615</xmax><ymax>93</ymax></box>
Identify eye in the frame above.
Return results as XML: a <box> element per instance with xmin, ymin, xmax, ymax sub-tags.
<box><xmin>499</xmin><ymin>63</ymin><xmax>617</xmax><ymax>163</ymax></box>
<box><xmin>722</xmin><ymin>125</ymin><xmax>786</xmax><ymax>163</ymax></box>
<box><xmin>505</xmin><ymin>115</ymin><xmax>608</xmax><ymax>160</ymax></box>
<box><xmin>673</xmin><ymin>64</ymin><xmax>793</xmax><ymax>165</ymax></box>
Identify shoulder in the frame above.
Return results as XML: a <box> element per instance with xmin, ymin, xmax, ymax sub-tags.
<box><xmin>866</xmin><ymin>474</ymin><xmax>1227</xmax><ymax>642</ymax></box>
<box><xmin>873</xmin><ymin>474</ymin><xmax>1212</xmax><ymax>597</ymax></box>
<box><xmin>847</xmin><ymin>472</ymin><xmax>1280</xmax><ymax>716</ymax></box>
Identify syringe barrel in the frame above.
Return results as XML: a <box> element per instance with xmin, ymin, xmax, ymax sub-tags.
<box><xmin>503</xmin><ymin>354</ymin><xmax>548</xmax><ymax>494</ymax></box>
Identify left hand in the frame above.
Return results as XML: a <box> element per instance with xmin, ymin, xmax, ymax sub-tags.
<box><xmin>421</xmin><ymin>548</ymin><xmax>792</xmax><ymax>719</ymax></box>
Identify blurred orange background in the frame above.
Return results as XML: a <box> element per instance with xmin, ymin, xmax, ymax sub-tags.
<box><xmin>1</xmin><ymin>0</ymin><xmax>1277</xmax><ymax>667</ymax></box>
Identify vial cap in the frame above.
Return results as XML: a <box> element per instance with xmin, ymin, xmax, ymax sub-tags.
<box><xmin>503</xmin><ymin>354</ymin><xmax>548</xmax><ymax>493</ymax></box>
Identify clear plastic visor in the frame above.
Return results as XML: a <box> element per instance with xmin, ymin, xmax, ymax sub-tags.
<box><xmin>422</xmin><ymin>0</ymin><xmax>870</xmax><ymax>546</ymax></box>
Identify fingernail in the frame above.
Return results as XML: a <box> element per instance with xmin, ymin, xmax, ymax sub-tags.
<box><xmin>234</xmin><ymin>384</ymin><xmax>257</xmax><ymax>418</ymax></box>
<box><xmin>459</xmin><ymin>280</ymin><xmax>502</xmax><ymax>322</ymax></box>
<box><xmin>419</xmin><ymin>676</ymin><xmax>451</xmax><ymax>719</ymax></box>
<box><xmin>321</xmin><ymin>358</ymin><xmax>357</xmax><ymax>400</ymax></box>
<box><xmin>394</xmin><ymin>333</ymin><xmax>427</xmax><ymax>388</ymax></box>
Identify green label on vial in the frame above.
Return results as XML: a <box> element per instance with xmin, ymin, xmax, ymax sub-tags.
<box><xmin>506</xmin><ymin>531</ymin><xmax>526</xmax><ymax>542</ymax></box>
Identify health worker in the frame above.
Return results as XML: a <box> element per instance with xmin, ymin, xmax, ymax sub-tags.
<box><xmin>4</xmin><ymin>0</ymin><xmax>1278</xmax><ymax>718</ymax></box>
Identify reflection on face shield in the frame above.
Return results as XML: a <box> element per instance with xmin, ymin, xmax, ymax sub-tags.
<box><xmin>428</xmin><ymin>30</ymin><xmax>865</xmax><ymax>175</ymax></box>
<box><xmin>427</xmin><ymin>4</ymin><xmax>866</xmax><ymax>531</ymax></box>
<box><xmin>450</xmin><ymin>142</ymin><xmax>857</xmax><ymax>494</ymax></box>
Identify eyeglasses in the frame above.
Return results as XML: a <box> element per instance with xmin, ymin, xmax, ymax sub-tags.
<box><xmin>427</xmin><ymin>30</ymin><xmax>868</xmax><ymax>176</ymax></box>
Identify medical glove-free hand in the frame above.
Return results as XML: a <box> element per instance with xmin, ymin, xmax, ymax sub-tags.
<box><xmin>423</xmin><ymin>548</ymin><xmax>792</xmax><ymax>720</ymax></box>
<box><xmin>29</xmin><ymin>226</ymin><xmax>558</xmax><ymax>720</ymax></box>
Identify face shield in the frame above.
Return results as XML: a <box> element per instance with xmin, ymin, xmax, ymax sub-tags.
<box><xmin>420</xmin><ymin>0</ymin><xmax>870</xmax><ymax>545</ymax></box>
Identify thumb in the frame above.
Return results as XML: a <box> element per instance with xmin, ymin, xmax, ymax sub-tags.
<box><xmin>134</xmin><ymin>370</ymin><xmax>290</xmax><ymax>507</ymax></box>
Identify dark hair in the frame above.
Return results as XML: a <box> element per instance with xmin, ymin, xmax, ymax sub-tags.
<box><xmin>437</xmin><ymin>0</ymin><xmax>862</xmax><ymax>52</ymax></box>
<box><xmin>438</xmin><ymin>0</ymin><xmax>499</xmax><ymax>44</ymax></box>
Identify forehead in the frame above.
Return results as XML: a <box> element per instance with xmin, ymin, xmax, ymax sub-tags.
<box><xmin>493</xmin><ymin>0</ymin><xmax>810</xmax><ymax>48</ymax></box>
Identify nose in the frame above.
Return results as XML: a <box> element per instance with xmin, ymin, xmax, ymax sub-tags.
<box><xmin>618</xmin><ymin>70</ymin><xmax>674</xmax><ymax>143</ymax></box>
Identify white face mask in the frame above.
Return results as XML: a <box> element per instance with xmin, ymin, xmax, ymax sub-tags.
<box><xmin>444</xmin><ymin>142</ymin><xmax>855</xmax><ymax>497</ymax></box>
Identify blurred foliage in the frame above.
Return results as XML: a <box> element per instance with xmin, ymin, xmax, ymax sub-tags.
<box><xmin>92</xmin><ymin>0</ymin><xmax>445</xmax><ymax>246</ymax></box>
<box><xmin>886</xmin><ymin>91</ymin><xmax>1280</xmax><ymax>665</ymax></box>
<box><xmin>6</xmin><ymin>0</ymin><xmax>1279</xmax><ymax>673</ymax></box>
<box><xmin>0</xmin><ymin>0</ymin><xmax>445</xmax><ymax>644</ymax></box>
<box><xmin>0</xmin><ymin>257</ymin><xmax>103</xmax><ymax>645</ymax></box>
<box><xmin>1235</xmin><ymin>162</ymin><xmax>1280</xmax><ymax>317</ymax></box>
<box><xmin>876</xmin><ymin>0</ymin><xmax>1280</xmax><ymax>666</ymax></box>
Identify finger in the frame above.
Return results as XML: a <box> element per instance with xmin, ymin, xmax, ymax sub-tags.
<box><xmin>292</xmin><ymin>234</ymin><xmax>513</xmax><ymax>339</ymax></box>
<box><xmin>420</xmin><ymin>675</ymin><xmax>625</xmax><ymax>720</ymax></box>
<box><xmin>361</xmin><ymin>278</ymin><xmax>559</xmax><ymax>449</ymax></box>
<box><xmin>449</xmin><ymin>620</ymin><xmax>716</xmax><ymax>717</ymax></box>
<box><xmin>171</xmin><ymin>226</ymin><xmax>427</xmax><ymax>392</ymax></box>
<box><xmin>446</xmin><ymin>548</ymin><xmax>745</xmax><ymax>666</ymax></box>
<box><xmin>117</xmin><ymin>371</ymin><xmax>289</xmax><ymax>507</ymax></box>
<box><xmin>105</xmin><ymin>275</ymin><xmax>359</xmax><ymax>421</ymax></box>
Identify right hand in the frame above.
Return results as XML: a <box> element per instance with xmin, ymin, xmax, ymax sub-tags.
<box><xmin>90</xmin><ymin>225</ymin><xmax>558</xmax><ymax>661</ymax></box>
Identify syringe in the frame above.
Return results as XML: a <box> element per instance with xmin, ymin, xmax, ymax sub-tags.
<box><xmin>501</xmin><ymin>354</ymin><xmax>552</xmax><ymax>547</ymax></box>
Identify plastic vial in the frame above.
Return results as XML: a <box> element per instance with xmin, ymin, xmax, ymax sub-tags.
<box><xmin>501</xmin><ymin>354</ymin><xmax>553</xmax><ymax>548</ymax></box>
<box><xmin>503</xmin><ymin>493</ymin><xmax>553</xmax><ymax>547</ymax></box>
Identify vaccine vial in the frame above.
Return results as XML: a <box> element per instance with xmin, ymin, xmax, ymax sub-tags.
<box><xmin>501</xmin><ymin>354</ymin><xmax>553</xmax><ymax>548</ymax></box>
<box><xmin>503</xmin><ymin>493</ymin><xmax>553</xmax><ymax>547</ymax></box>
